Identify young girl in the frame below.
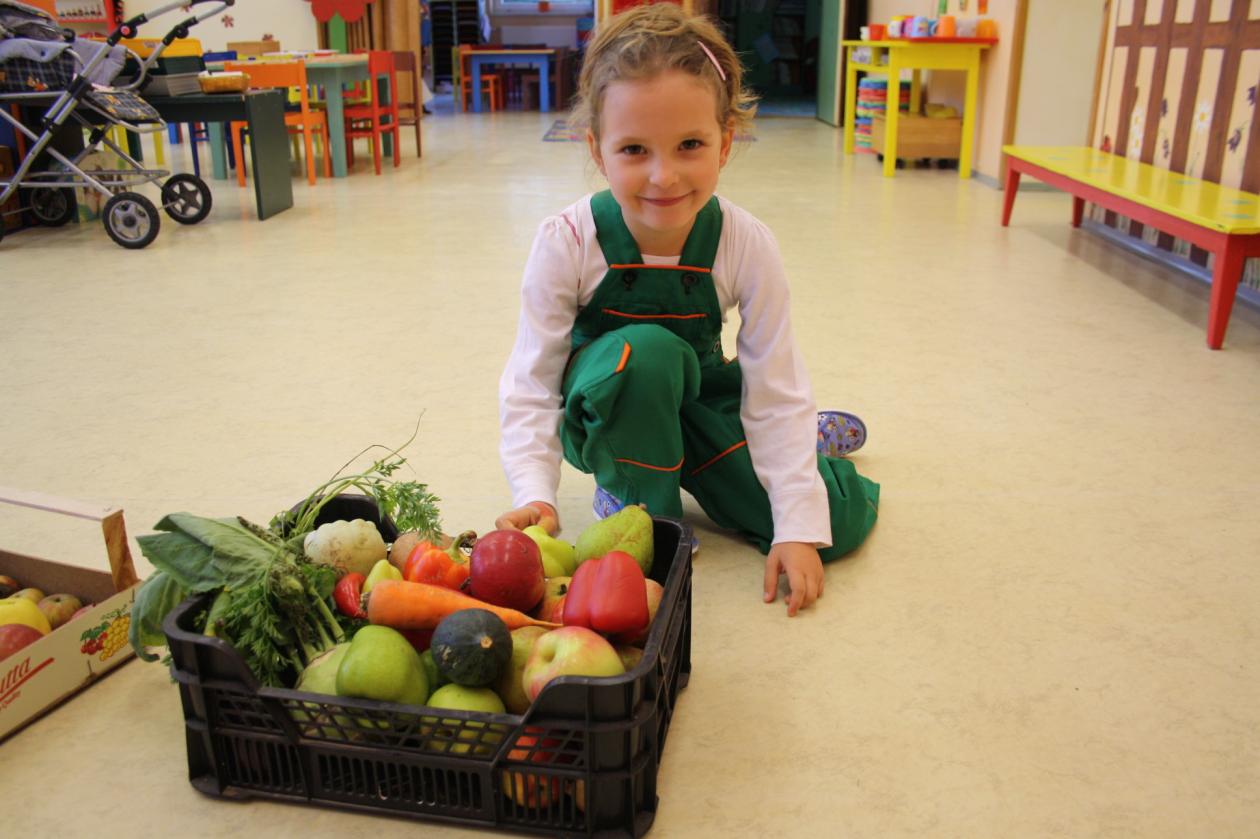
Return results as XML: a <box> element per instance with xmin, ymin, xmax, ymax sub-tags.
<box><xmin>495</xmin><ymin>4</ymin><xmax>878</xmax><ymax>616</ymax></box>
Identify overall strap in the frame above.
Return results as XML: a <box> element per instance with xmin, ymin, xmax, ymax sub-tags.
<box><xmin>591</xmin><ymin>191</ymin><xmax>723</xmax><ymax>270</ymax></box>
<box><xmin>591</xmin><ymin>190</ymin><xmax>642</xmax><ymax>265</ymax></box>
<box><xmin>678</xmin><ymin>196</ymin><xmax>722</xmax><ymax>270</ymax></box>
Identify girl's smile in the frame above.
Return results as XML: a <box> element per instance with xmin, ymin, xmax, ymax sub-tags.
<box><xmin>588</xmin><ymin>69</ymin><xmax>734</xmax><ymax>255</ymax></box>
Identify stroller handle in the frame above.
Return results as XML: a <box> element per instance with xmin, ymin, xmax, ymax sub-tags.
<box><xmin>102</xmin><ymin>0</ymin><xmax>234</xmax><ymax>93</ymax></box>
<box><xmin>107</xmin><ymin>0</ymin><xmax>233</xmax><ymax>47</ymax></box>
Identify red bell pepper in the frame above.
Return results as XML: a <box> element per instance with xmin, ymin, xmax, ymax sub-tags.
<box><xmin>562</xmin><ymin>550</ymin><xmax>649</xmax><ymax>636</ymax></box>
<box><xmin>333</xmin><ymin>572</ymin><xmax>368</xmax><ymax>619</ymax></box>
<box><xmin>404</xmin><ymin>530</ymin><xmax>474</xmax><ymax>590</ymax></box>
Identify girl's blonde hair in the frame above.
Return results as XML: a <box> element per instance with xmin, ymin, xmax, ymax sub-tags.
<box><xmin>572</xmin><ymin>3</ymin><xmax>757</xmax><ymax>141</ymax></box>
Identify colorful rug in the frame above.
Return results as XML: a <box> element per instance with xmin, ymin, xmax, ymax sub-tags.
<box><xmin>543</xmin><ymin>119</ymin><xmax>756</xmax><ymax>143</ymax></box>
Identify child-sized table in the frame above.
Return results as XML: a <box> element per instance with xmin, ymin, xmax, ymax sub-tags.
<box><xmin>841</xmin><ymin>39</ymin><xmax>992</xmax><ymax>178</ymax></box>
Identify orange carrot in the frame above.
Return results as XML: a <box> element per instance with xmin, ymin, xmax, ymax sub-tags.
<box><xmin>366</xmin><ymin>579</ymin><xmax>561</xmax><ymax>631</ymax></box>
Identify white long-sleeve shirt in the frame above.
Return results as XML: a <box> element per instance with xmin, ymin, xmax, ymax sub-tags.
<box><xmin>498</xmin><ymin>193</ymin><xmax>832</xmax><ymax>548</ymax></box>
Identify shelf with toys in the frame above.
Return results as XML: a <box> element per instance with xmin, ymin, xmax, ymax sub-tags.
<box><xmin>841</xmin><ymin>10</ymin><xmax>999</xmax><ymax>179</ymax></box>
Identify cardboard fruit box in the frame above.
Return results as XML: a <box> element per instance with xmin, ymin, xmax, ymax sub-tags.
<box><xmin>0</xmin><ymin>488</ymin><xmax>140</xmax><ymax>741</ymax></box>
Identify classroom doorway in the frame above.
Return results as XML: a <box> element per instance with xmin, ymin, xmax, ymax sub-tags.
<box><xmin>715</xmin><ymin>0</ymin><xmax>866</xmax><ymax>122</ymax></box>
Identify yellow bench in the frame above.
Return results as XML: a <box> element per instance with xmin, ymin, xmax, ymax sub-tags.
<box><xmin>1001</xmin><ymin>145</ymin><xmax>1260</xmax><ymax>350</ymax></box>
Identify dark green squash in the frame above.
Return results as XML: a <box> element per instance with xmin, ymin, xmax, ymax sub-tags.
<box><xmin>431</xmin><ymin>608</ymin><xmax>512</xmax><ymax>687</ymax></box>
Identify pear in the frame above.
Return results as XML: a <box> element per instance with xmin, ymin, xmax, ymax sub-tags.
<box><xmin>292</xmin><ymin>642</ymin><xmax>352</xmax><ymax>737</ymax></box>
<box><xmin>336</xmin><ymin>625</ymin><xmax>430</xmax><ymax>707</ymax></box>
<box><xmin>296</xmin><ymin>642</ymin><xmax>351</xmax><ymax>696</ymax></box>
<box><xmin>574</xmin><ymin>504</ymin><xmax>654</xmax><ymax>575</ymax></box>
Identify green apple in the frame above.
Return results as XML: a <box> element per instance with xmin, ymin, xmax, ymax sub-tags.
<box><xmin>420</xmin><ymin>648</ymin><xmax>449</xmax><ymax>693</ymax></box>
<box><xmin>423</xmin><ymin>684</ymin><xmax>506</xmax><ymax>754</ymax></box>
<box><xmin>9</xmin><ymin>587</ymin><xmax>45</xmax><ymax>605</ymax></box>
<box><xmin>494</xmin><ymin>626</ymin><xmax>548</xmax><ymax>714</ymax></box>
<box><xmin>336</xmin><ymin>625</ymin><xmax>429</xmax><ymax>706</ymax></box>
<box><xmin>522</xmin><ymin>525</ymin><xmax>577</xmax><ymax>577</ymax></box>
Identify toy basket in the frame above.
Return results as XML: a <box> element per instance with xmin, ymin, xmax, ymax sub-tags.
<box><xmin>162</xmin><ymin>510</ymin><xmax>693</xmax><ymax>837</ymax></box>
<box><xmin>198</xmin><ymin>71</ymin><xmax>248</xmax><ymax>93</ymax></box>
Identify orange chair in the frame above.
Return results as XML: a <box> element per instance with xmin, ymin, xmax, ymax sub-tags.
<box><xmin>343</xmin><ymin>50</ymin><xmax>401</xmax><ymax>175</ymax></box>
<box><xmin>392</xmin><ymin>50</ymin><xmax>423</xmax><ymax>157</ymax></box>
<box><xmin>225</xmin><ymin>60</ymin><xmax>331</xmax><ymax>186</ymax></box>
<box><xmin>457</xmin><ymin>45</ymin><xmax>504</xmax><ymax>112</ymax></box>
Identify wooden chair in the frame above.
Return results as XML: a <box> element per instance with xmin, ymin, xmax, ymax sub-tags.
<box><xmin>456</xmin><ymin>45</ymin><xmax>504</xmax><ymax>112</ymax></box>
<box><xmin>225</xmin><ymin>60</ymin><xmax>331</xmax><ymax>186</ymax></box>
<box><xmin>343</xmin><ymin>50</ymin><xmax>400</xmax><ymax>175</ymax></box>
<box><xmin>391</xmin><ymin>50</ymin><xmax>422</xmax><ymax>157</ymax></box>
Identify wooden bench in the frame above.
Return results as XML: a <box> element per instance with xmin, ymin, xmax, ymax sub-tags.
<box><xmin>1001</xmin><ymin>145</ymin><xmax>1260</xmax><ymax>350</ymax></box>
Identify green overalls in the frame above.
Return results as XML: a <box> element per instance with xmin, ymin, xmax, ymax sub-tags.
<box><xmin>560</xmin><ymin>191</ymin><xmax>878</xmax><ymax>561</ymax></box>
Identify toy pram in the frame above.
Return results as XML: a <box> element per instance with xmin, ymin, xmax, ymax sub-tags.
<box><xmin>0</xmin><ymin>0</ymin><xmax>234</xmax><ymax>249</ymax></box>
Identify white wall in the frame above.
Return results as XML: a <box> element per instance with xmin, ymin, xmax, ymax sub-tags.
<box><xmin>1013</xmin><ymin>0</ymin><xmax>1099</xmax><ymax>146</ymax></box>
<box><xmin>122</xmin><ymin>0</ymin><xmax>321</xmax><ymax>52</ymax></box>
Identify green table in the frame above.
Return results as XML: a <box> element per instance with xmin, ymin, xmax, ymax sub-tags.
<box><xmin>145</xmin><ymin>91</ymin><xmax>293</xmax><ymax>220</ymax></box>
<box><xmin>303</xmin><ymin>56</ymin><xmax>393</xmax><ymax>177</ymax></box>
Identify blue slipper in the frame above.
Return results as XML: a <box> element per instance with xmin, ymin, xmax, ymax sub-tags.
<box><xmin>817</xmin><ymin>410</ymin><xmax>867</xmax><ymax>457</ymax></box>
<box><xmin>593</xmin><ymin>486</ymin><xmax>626</xmax><ymax>520</ymax></box>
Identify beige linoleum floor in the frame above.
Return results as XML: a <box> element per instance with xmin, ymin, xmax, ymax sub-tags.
<box><xmin>2</xmin><ymin>108</ymin><xmax>1259</xmax><ymax>838</ymax></box>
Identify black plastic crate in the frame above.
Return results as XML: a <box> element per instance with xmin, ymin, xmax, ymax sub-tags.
<box><xmin>162</xmin><ymin>515</ymin><xmax>692</xmax><ymax>837</ymax></box>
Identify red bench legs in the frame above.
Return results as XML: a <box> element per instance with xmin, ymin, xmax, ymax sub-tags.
<box><xmin>1002</xmin><ymin>157</ymin><xmax>1259</xmax><ymax>349</ymax></box>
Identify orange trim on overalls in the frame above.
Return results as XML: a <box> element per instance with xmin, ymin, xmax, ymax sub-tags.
<box><xmin>602</xmin><ymin>308</ymin><xmax>708</xmax><ymax>320</ymax></box>
<box><xmin>614</xmin><ymin>454</ymin><xmax>686</xmax><ymax>472</ymax></box>
<box><xmin>609</xmin><ymin>263</ymin><xmax>713</xmax><ymax>273</ymax></box>
<box><xmin>688</xmin><ymin>440</ymin><xmax>747</xmax><ymax>476</ymax></box>
<box><xmin>614</xmin><ymin>342</ymin><xmax>631</xmax><ymax>373</ymax></box>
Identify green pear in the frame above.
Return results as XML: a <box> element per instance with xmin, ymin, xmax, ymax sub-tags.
<box><xmin>522</xmin><ymin>525</ymin><xmax>577</xmax><ymax>577</ymax></box>
<box><xmin>336</xmin><ymin>625</ymin><xmax>430</xmax><ymax>707</ymax></box>
<box><xmin>292</xmin><ymin>642</ymin><xmax>353</xmax><ymax>737</ymax></box>
<box><xmin>494</xmin><ymin>625</ymin><xmax>548</xmax><ymax>714</ymax></box>
<box><xmin>296</xmin><ymin>642</ymin><xmax>351</xmax><ymax>696</ymax></box>
<box><xmin>574</xmin><ymin>504</ymin><xmax>654</xmax><ymax>575</ymax></box>
<box><xmin>423</xmin><ymin>684</ymin><xmax>506</xmax><ymax>754</ymax></box>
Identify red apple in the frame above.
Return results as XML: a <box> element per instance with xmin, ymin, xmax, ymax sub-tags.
<box><xmin>500</xmin><ymin>727</ymin><xmax>563</xmax><ymax>807</ymax></box>
<box><xmin>0</xmin><ymin>574</ymin><xmax>18</xmax><ymax>599</ymax></box>
<box><xmin>0</xmin><ymin>623</ymin><xmax>44</xmax><ymax>661</ymax></box>
<box><xmin>522</xmin><ymin>626</ymin><xmax>625</xmax><ymax>701</ymax></box>
<box><xmin>38</xmin><ymin>593</ymin><xmax>83</xmax><ymax>630</ymax></box>
<box><xmin>469</xmin><ymin>530</ymin><xmax>546</xmax><ymax>613</ymax></box>
<box><xmin>614</xmin><ymin>579</ymin><xmax>665</xmax><ymax>647</ymax></box>
<box><xmin>532</xmin><ymin>576</ymin><xmax>570</xmax><ymax>620</ymax></box>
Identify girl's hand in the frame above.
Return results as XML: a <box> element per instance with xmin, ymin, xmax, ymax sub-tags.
<box><xmin>494</xmin><ymin>501</ymin><xmax>560</xmax><ymax>535</ymax></box>
<box><xmin>763</xmin><ymin>542</ymin><xmax>824</xmax><ymax>617</ymax></box>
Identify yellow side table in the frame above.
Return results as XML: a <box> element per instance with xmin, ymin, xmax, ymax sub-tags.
<box><xmin>842</xmin><ymin>39</ymin><xmax>991</xmax><ymax>178</ymax></box>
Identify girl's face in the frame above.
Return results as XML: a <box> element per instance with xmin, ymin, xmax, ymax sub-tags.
<box><xmin>587</xmin><ymin>69</ymin><xmax>734</xmax><ymax>256</ymax></box>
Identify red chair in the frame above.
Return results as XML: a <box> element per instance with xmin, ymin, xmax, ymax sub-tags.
<box><xmin>344</xmin><ymin>50</ymin><xmax>401</xmax><ymax>175</ymax></box>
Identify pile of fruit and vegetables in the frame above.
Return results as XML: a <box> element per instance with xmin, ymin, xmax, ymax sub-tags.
<box><xmin>128</xmin><ymin>441</ymin><xmax>667</xmax><ymax>809</ymax></box>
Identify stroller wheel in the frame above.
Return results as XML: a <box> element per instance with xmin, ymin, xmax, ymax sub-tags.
<box><xmin>103</xmin><ymin>192</ymin><xmax>161</xmax><ymax>250</ymax></box>
<box><xmin>161</xmin><ymin>174</ymin><xmax>213</xmax><ymax>225</ymax></box>
<box><xmin>28</xmin><ymin>187</ymin><xmax>76</xmax><ymax>227</ymax></box>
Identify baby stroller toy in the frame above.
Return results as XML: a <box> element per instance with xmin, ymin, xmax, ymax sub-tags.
<box><xmin>0</xmin><ymin>0</ymin><xmax>234</xmax><ymax>249</ymax></box>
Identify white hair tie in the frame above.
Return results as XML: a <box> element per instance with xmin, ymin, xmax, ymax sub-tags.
<box><xmin>698</xmin><ymin>40</ymin><xmax>726</xmax><ymax>82</ymax></box>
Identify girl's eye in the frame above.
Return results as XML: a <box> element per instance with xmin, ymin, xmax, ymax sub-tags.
<box><xmin>680</xmin><ymin>139</ymin><xmax>704</xmax><ymax>151</ymax></box>
<box><xmin>620</xmin><ymin>144</ymin><xmax>646</xmax><ymax>155</ymax></box>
